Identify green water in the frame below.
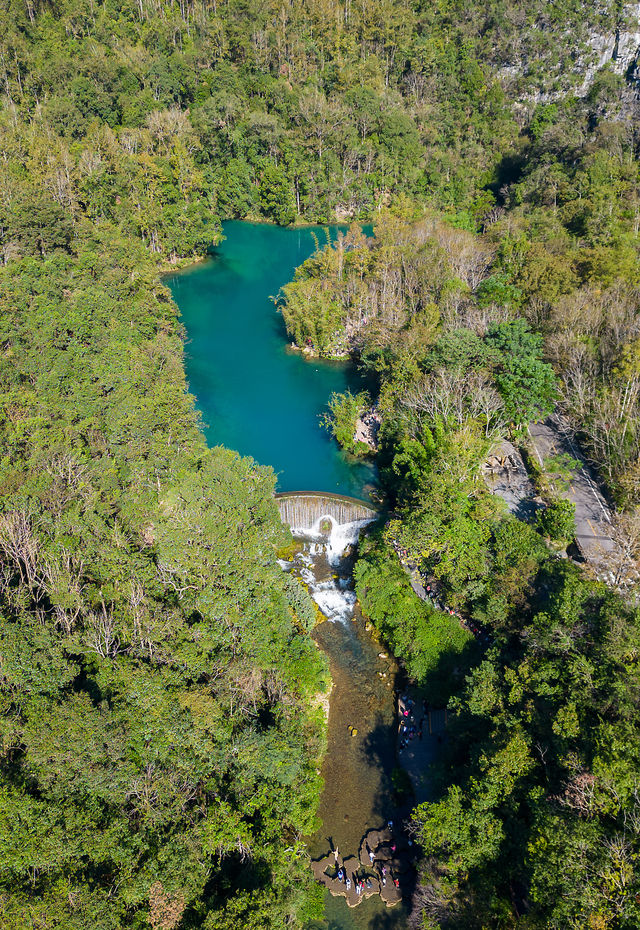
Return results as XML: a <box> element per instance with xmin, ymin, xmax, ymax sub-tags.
<box><xmin>167</xmin><ymin>221</ymin><xmax>375</xmax><ymax>498</ymax></box>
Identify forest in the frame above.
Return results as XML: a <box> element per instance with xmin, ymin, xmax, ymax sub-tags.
<box><xmin>280</xmin><ymin>85</ymin><xmax>640</xmax><ymax>926</ymax></box>
<box><xmin>1</xmin><ymin>0</ymin><xmax>640</xmax><ymax>927</ymax></box>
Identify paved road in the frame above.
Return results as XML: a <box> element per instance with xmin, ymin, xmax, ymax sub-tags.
<box><xmin>528</xmin><ymin>416</ymin><xmax>615</xmax><ymax>562</ymax></box>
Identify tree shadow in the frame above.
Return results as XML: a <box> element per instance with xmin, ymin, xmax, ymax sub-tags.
<box><xmin>488</xmin><ymin>151</ymin><xmax>527</xmax><ymax>202</ymax></box>
<box><xmin>512</xmin><ymin>496</ymin><xmax>541</xmax><ymax>522</ymax></box>
<box><xmin>312</xmin><ymin>903</ymin><xmax>412</xmax><ymax>930</ymax></box>
<box><xmin>358</xmin><ymin>712</ymin><xmax>398</xmax><ymax>814</ymax></box>
<box><xmin>366</xmin><ymin>906</ymin><xmax>413</xmax><ymax>929</ymax></box>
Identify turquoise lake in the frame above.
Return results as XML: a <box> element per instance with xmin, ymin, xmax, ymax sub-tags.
<box><xmin>167</xmin><ymin>221</ymin><xmax>376</xmax><ymax>498</ymax></box>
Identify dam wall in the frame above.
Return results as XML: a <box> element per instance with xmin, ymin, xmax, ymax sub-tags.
<box><xmin>275</xmin><ymin>492</ymin><xmax>378</xmax><ymax>561</ymax></box>
<box><xmin>275</xmin><ymin>491</ymin><xmax>378</xmax><ymax>530</ymax></box>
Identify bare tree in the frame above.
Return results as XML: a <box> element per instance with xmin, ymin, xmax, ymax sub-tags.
<box><xmin>42</xmin><ymin>549</ymin><xmax>86</xmax><ymax>634</ymax></box>
<box><xmin>591</xmin><ymin>508</ymin><xmax>640</xmax><ymax>591</ymax></box>
<box><xmin>86</xmin><ymin>601</ymin><xmax>122</xmax><ymax>658</ymax></box>
<box><xmin>0</xmin><ymin>511</ymin><xmax>42</xmax><ymax>589</ymax></box>
<box><xmin>403</xmin><ymin>368</ymin><xmax>504</xmax><ymax>435</ymax></box>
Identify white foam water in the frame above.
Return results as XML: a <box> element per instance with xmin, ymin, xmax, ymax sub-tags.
<box><xmin>290</xmin><ymin>514</ymin><xmax>375</xmax><ymax>565</ymax></box>
<box><xmin>311</xmin><ymin>581</ymin><xmax>357</xmax><ymax>622</ymax></box>
<box><xmin>279</xmin><ymin>512</ymin><xmax>374</xmax><ymax>624</ymax></box>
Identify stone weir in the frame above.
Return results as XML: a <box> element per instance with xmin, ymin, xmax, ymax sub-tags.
<box><xmin>275</xmin><ymin>491</ymin><xmax>378</xmax><ymax>532</ymax></box>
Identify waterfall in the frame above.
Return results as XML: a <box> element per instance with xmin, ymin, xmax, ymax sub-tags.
<box><xmin>276</xmin><ymin>492</ymin><xmax>377</xmax><ymax>529</ymax></box>
<box><xmin>301</xmin><ymin>514</ymin><xmax>376</xmax><ymax>563</ymax></box>
<box><xmin>284</xmin><ymin>532</ymin><xmax>367</xmax><ymax>622</ymax></box>
<box><xmin>277</xmin><ymin>493</ymin><xmax>377</xmax><ymax>621</ymax></box>
<box><xmin>276</xmin><ymin>492</ymin><xmax>377</xmax><ymax>564</ymax></box>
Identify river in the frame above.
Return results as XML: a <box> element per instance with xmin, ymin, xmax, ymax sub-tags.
<box><xmin>167</xmin><ymin>222</ymin><xmax>410</xmax><ymax>930</ymax></box>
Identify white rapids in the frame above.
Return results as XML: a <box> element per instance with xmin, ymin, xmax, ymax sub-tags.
<box><xmin>289</xmin><ymin>514</ymin><xmax>375</xmax><ymax>565</ymax></box>
<box><xmin>281</xmin><ymin>513</ymin><xmax>375</xmax><ymax>623</ymax></box>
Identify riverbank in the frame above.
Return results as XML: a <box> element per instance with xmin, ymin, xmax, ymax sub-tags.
<box><xmin>286</xmin><ymin>341</ymin><xmax>350</xmax><ymax>361</ymax></box>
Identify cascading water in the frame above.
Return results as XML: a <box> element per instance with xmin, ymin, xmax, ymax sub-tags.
<box><xmin>276</xmin><ymin>493</ymin><xmax>376</xmax><ymax>622</ymax></box>
<box><xmin>284</xmin><ymin>513</ymin><xmax>375</xmax><ymax>622</ymax></box>
<box><xmin>276</xmin><ymin>492</ymin><xmax>378</xmax><ymax>536</ymax></box>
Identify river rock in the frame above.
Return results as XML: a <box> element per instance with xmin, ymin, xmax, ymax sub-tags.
<box><xmin>380</xmin><ymin>878</ymin><xmax>402</xmax><ymax>907</ymax></box>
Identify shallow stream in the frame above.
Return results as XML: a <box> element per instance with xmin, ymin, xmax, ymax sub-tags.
<box><xmin>284</xmin><ymin>525</ymin><xmax>411</xmax><ymax>929</ymax></box>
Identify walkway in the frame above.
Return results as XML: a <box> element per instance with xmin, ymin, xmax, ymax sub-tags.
<box><xmin>397</xmin><ymin>694</ymin><xmax>446</xmax><ymax>805</ymax></box>
<box><xmin>389</xmin><ymin>536</ymin><xmax>488</xmax><ymax>641</ymax></box>
<box><xmin>528</xmin><ymin>415</ymin><xmax>615</xmax><ymax>562</ymax></box>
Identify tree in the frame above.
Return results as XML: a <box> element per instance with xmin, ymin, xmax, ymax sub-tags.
<box><xmin>486</xmin><ymin>319</ymin><xmax>558</xmax><ymax>425</ymax></box>
<box><xmin>536</xmin><ymin>498</ymin><xmax>576</xmax><ymax>542</ymax></box>
<box><xmin>7</xmin><ymin>194</ymin><xmax>74</xmax><ymax>258</ymax></box>
<box><xmin>322</xmin><ymin>390</ymin><xmax>371</xmax><ymax>456</ymax></box>
<box><xmin>259</xmin><ymin>164</ymin><xmax>296</xmax><ymax>225</ymax></box>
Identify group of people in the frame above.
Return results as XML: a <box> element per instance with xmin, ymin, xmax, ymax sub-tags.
<box><xmin>363</xmin><ymin>844</ymin><xmax>388</xmax><ymax>887</ymax></box>
<box><xmin>334</xmin><ymin>860</ymin><xmax>375</xmax><ymax>896</ymax></box>
<box><xmin>331</xmin><ymin>821</ymin><xmax>404</xmax><ymax>900</ymax></box>
<box><xmin>361</xmin><ymin>407</ymin><xmax>381</xmax><ymax>429</ymax></box>
<box><xmin>335</xmin><ymin>870</ymin><xmax>374</xmax><ymax>896</ymax></box>
<box><xmin>371</xmin><ymin>822</ymin><xmax>403</xmax><ymax>889</ymax></box>
<box><xmin>398</xmin><ymin>695</ymin><xmax>421</xmax><ymax>750</ymax></box>
<box><xmin>353</xmin><ymin>406</ymin><xmax>381</xmax><ymax>451</ymax></box>
<box><xmin>371</xmin><ymin>862</ymin><xmax>399</xmax><ymax>889</ymax></box>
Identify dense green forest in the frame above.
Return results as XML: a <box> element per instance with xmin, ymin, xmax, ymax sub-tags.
<box><xmin>279</xmin><ymin>93</ymin><xmax>640</xmax><ymax>928</ymax></box>
<box><xmin>0</xmin><ymin>234</ymin><xmax>329</xmax><ymax>929</ymax></box>
<box><xmin>0</xmin><ymin>0</ymin><xmax>632</xmax><ymax>250</ymax></box>
<box><xmin>2</xmin><ymin>0</ymin><xmax>640</xmax><ymax>927</ymax></box>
